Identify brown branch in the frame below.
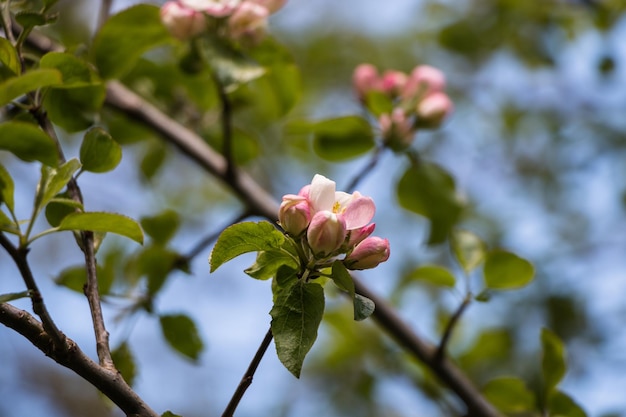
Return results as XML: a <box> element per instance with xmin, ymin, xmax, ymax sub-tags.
<box><xmin>0</xmin><ymin>303</ymin><xmax>159</xmax><ymax>417</ymax></box>
<box><xmin>436</xmin><ymin>294</ymin><xmax>472</xmax><ymax>361</ymax></box>
<box><xmin>221</xmin><ymin>327</ymin><xmax>274</xmax><ymax>417</ymax></box>
<box><xmin>0</xmin><ymin>233</ymin><xmax>66</xmax><ymax>349</ymax></box>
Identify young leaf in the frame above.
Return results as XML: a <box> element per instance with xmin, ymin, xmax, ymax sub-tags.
<box><xmin>161</xmin><ymin>412</ymin><xmax>183</xmax><ymax>417</ymax></box>
<box><xmin>15</xmin><ymin>11</ymin><xmax>48</xmax><ymax>29</ymax></box>
<box><xmin>270</xmin><ymin>280</ymin><xmax>325</xmax><ymax>378</ymax></box>
<box><xmin>140</xmin><ymin>210</ymin><xmax>180</xmax><ymax>246</ymax></box>
<box><xmin>353</xmin><ymin>293</ymin><xmax>375</xmax><ymax>321</ymax></box>
<box><xmin>451</xmin><ymin>229</ymin><xmax>486</xmax><ymax>273</ymax></box>
<box><xmin>210</xmin><ymin>221</ymin><xmax>285</xmax><ymax>272</ymax></box>
<box><xmin>481</xmin><ymin>377</ymin><xmax>535</xmax><ymax>413</ymax></box>
<box><xmin>406</xmin><ymin>265</ymin><xmax>456</xmax><ymax>287</ymax></box>
<box><xmin>34</xmin><ymin>159</ymin><xmax>82</xmax><ymax>218</ymax></box>
<box><xmin>483</xmin><ymin>250</ymin><xmax>534</xmax><ymax>290</ymax></box>
<box><xmin>45</xmin><ymin>196</ymin><xmax>83</xmax><ymax>227</ymax></box>
<box><xmin>312</xmin><ymin>116</ymin><xmax>375</xmax><ymax>161</ymax></box>
<box><xmin>329</xmin><ymin>260</ymin><xmax>355</xmax><ymax>297</ymax></box>
<box><xmin>159</xmin><ymin>314</ymin><xmax>204</xmax><ymax>361</ymax></box>
<box><xmin>0</xmin><ymin>290</ymin><xmax>32</xmax><ymax>303</ymax></box>
<box><xmin>541</xmin><ymin>328</ymin><xmax>566</xmax><ymax>394</ymax></box>
<box><xmin>79</xmin><ymin>127</ymin><xmax>122</xmax><ymax>173</ymax></box>
<box><xmin>57</xmin><ymin>212</ymin><xmax>144</xmax><ymax>244</ymax></box>
<box><xmin>0</xmin><ymin>121</ymin><xmax>58</xmax><ymax>166</ymax></box>
<box><xmin>111</xmin><ymin>343</ymin><xmax>137</xmax><ymax>386</ymax></box>
<box><xmin>0</xmin><ymin>37</ymin><xmax>20</xmax><ymax>77</ymax></box>
<box><xmin>0</xmin><ymin>210</ymin><xmax>19</xmax><ymax>235</ymax></box>
<box><xmin>397</xmin><ymin>161</ymin><xmax>464</xmax><ymax>245</ymax></box>
<box><xmin>0</xmin><ymin>163</ymin><xmax>15</xmax><ymax>212</ymax></box>
<box><xmin>0</xmin><ymin>69</ymin><xmax>62</xmax><ymax>107</ymax></box>
<box><xmin>43</xmin><ymin>83</ymin><xmax>106</xmax><ymax>132</ymax></box>
<box><xmin>92</xmin><ymin>5</ymin><xmax>170</xmax><ymax>79</ymax></box>
<box><xmin>55</xmin><ymin>264</ymin><xmax>113</xmax><ymax>295</ymax></box>
<box><xmin>245</xmin><ymin>249</ymin><xmax>298</xmax><ymax>280</ymax></box>
<box><xmin>40</xmin><ymin>52</ymin><xmax>99</xmax><ymax>88</ymax></box>
<box><xmin>548</xmin><ymin>390</ymin><xmax>587</xmax><ymax>417</ymax></box>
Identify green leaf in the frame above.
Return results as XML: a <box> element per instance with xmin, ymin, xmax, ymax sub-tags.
<box><xmin>483</xmin><ymin>250</ymin><xmax>534</xmax><ymax>290</ymax></box>
<box><xmin>210</xmin><ymin>221</ymin><xmax>285</xmax><ymax>272</ymax></box>
<box><xmin>79</xmin><ymin>127</ymin><xmax>122</xmax><ymax>173</ymax></box>
<box><xmin>548</xmin><ymin>390</ymin><xmax>587</xmax><ymax>417</ymax></box>
<box><xmin>245</xmin><ymin>249</ymin><xmax>298</xmax><ymax>280</ymax></box>
<box><xmin>15</xmin><ymin>11</ymin><xmax>47</xmax><ymax>29</ymax></box>
<box><xmin>406</xmin><ymin>265</ymin><xmax>456</xmax><ymax>287</ymax></box>
<box><xmin>0</xmin><ymin>163</ymin><xmax>15</xmax><ymax>212</ymax></box>
<box><xmin>140</xmin><ymin>210</ymin><xmax>180</xmax><ymax>246</ymax></box>
<box><xmin>58</xmin><ymin>212</ymin><xmax>144</xmax><ymax>244</ymax></box>
<box><xmin>55</xmin><ymin>264</ymin><xmax>113</xmax><ymax>295</ymax></box>
<box><xmin>0</xmin><ymin>290</ymin><xmax>32</xmax><ymax>303</ymax></box>
<box><xmin>40</xmin><ymin>52</ymin><xmax>100</xmax><ymax>89</ymax></box>
<box><xmin>0</xmin><ymin>69</ymin><xmax>62</xmax><ymax>107</ymax></box>
<box><xmin>451</xmin><ymin>229</ymin><xmax>486</xmax><ymax>273</ymax></box>
<box><xmin>397</xmin><ymin>161</ymin><xmax>464</xmax><ymax>245</ymax></box>
<box><xmin>312</xmin><ymin>116</ymin><xmax>375</xmax><ymax>161</ymax></box>
<box><xmin>34</xmin><ymin>159</ymin><xmax>82</xmax><ymax>218</ymax></box>
<box><xmin>482</xmin><ymin>377</ymin><xmax>535</xmax><ymax>413</ymax></box>
<box><xmin>0</xmin><ymin>37</ymin><xmax>20</xmax><ymax>77</ymax></box>
<box><xmin>271</xmin><ymin>280</ymin><xmax>325</xmax><ymax>378</ymax></box>
<box><xmin>0</xmin><ymin>121</ymin><xmax>58</xmax><ymax>166</ymax></box>
<box><xmin>93</xmin><ymin>5</ymin><xmax>169</xmax><ymax>79</ymax></box>
<box><xmin>198</xmin><ymin>36</ymin><xmax>265</xmax><ymax>90</ymax></box>
<box><xmin>133</xmin><ymin>246</ymin><xmax>180</xmax><ymax>296</ymax></box>
<box><xmin>159</xmin><ymin>314</ymin><xmax>204</xmax><ymax>361</ymax></box>
<box><xmin>353</xmin><ymin>294</ymin><xmax>375</xmax><ymax>321</ymax></box>
<box><xmin>161</xmin><ymin>412</ymin><xmax>183</xmax><ymax>417</ymax></box>
<box><xmin>43</xmin><ymin>83</ymin><xmax>106</xmax><ymax>132</ymax></box>
<box><xmin>111</xmin><ymin>343</ymin><xmax>137</xmax><ymax>386</ymax></box>
<box><xmin>364</xmin><ymin>91</ymin><xmax>393</xmax><ymax>117</ymax></box>
<box><xmin>329</xmin><ymin>261</ymin><xmax>355</xmax><ymax>297</ymax></box>
<box><xmin>45</xmin><ymin>196</ymin><xmax>83</xmax><ymax>227</ymax></box>
<box><xmin>541</xmin><ymin>328</ymin><xmax>567</xmax><ymax>394</ymax></box>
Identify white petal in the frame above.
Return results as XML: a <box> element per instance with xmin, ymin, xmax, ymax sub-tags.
<box><xmin>309</xmin><ymin>174</ymin><xmax>335</xmax><ymax>213</ymax></box>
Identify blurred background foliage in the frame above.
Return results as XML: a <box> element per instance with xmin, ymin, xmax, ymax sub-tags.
<box><xmin>2</xmin><ymin>0</ymin><xmax>626</xmax><ymax>416</ymax></box>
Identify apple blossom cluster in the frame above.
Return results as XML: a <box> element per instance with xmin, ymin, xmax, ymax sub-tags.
<box><xmin>279</xmin><ymin>174</ymin><xmax>390</xmax><ymax>271</ymax></box>
<box><xmin>160</xmin><ymin>0</ymin><xmax>286</xmax><ymax>43</ymax></box>
<box><xmin>353</xmin><ymin>64</ymin><xmax>454</xmax><ymax>151</ymax></box>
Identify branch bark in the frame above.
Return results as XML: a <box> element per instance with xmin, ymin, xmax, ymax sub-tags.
<box><xmin>0</xmin><ymin>303</ymin><xmax>159</xmax><ymax>417</ymax></box>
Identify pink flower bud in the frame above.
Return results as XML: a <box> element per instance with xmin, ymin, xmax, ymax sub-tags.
<box><xmin>344</xmin><ymin>237</ymin><xmax>390</xmax><ymax>270</ymax></box>
<box><xmin>416</xmin><ymin>92</ymin><xmax>453</xmax><ymax>128</ymax></box>
<box><xmin>228</xmin><ymin>2</ymin><xmax>269</xmax><ymax>43</ymax></box>
<box><xmin>180</xmin><ymin>0</ymin><xmax>240</xmax><ymax>17</ymax></box>
<box><xmin>279</xmin><ymin>194</ymin><xmax>311</xmax><ymax>236</ymax></box>
<box><xmin>402</xmin><ymin>65</ymin><xmax>446</xmax><ymax>100</ymax></box>
<box><xmin>346</xmin><ymin>223</ymin><xmax>375</xmax><ymax>248</ymax></box>
<box><xmin>379</xmin><ymin>108</ymin><xmax>416</xmax><ymax>151</ymax></box>
<box><xmin>246</xmin><ymin>0</ymin><xmax>287</xmax><ymax>13</ymax></box>
<box><xmin>381</xmin><ymin>70</ymin><xmax>408</xmax><ymax>97</ymax></box>
<box><xmin>353</xmin><ymin>64</ymin><xmax>381</xmax><ymax>101</ymax></box>
<box><xmin>160</xmin><ymin>1</ymin><xmax>207</xmax><ymax>40</ymax></box>
<box><xmin>307</xmin><ymin>211</ymin><xmax>347</xmax><ymax>257</ymax></box>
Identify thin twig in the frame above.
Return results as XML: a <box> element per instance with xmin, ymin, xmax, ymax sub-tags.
<box><xmin>97</xmin><ymin>0</ymin><xmax>113</xmax><ymax>31</ymax></box>
<box><xmin>435</xmin><ymin>294</ymin><xmax>472</xmax><ymax>361</ymax></box>
<box><xmin>221</xmin><ymin>327</ymin><xmax>274</xmax><ymax>417</ymax></box>
<box><xmin>344</xmin><ymin>144</ymin><xmax>385</xmax><ymax>192</ymax></box>
<box><xmin>0</xmin><ymin>233</ymin><xmax>66</xmax><ymax>349</ymax></box>
<box><xmin>0</xmin><ymin>303</ymin><xmax>160</xmax><ymax>417</ymax></box>
<box><xmin>215</xmin><ymin>80</ymin><xmax>236</xmax><ymax>181</ymax></box>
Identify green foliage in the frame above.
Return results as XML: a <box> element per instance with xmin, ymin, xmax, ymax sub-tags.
<box><xmin>0</xmin><ymin>121</ymin><xmax>59</xmax><ymax>166</ymax></box>
<box><xmin>541</xmin><ymin>328</ymin><xmax>566</xmax><ymax>394</ymax></box>
<box><xmin>405</xmin><ymin>264</ymin><xmax>456</xmax><ymax>288</ymax></box>
<box><xmin>483</xmin><ymin>250</ymin><xmax>534</xmax><ymax>290</ymax></box>
<box><xmin>311</xmin><ymin>116</ymin><xmax>375</xmax><ymax>161</ymax></box>
<box><xmin>131</xmin><ymin>245</ymin><xmax>181</xmax><ymax>296</ymax></box>
<box><xmin>209</xmin><ymin>221</ymin><xmax>285</xmax><ymax>272</ymax></box>
<box><xmin>549</xmin><ymin>390</ymin><xmax>588</xmax><ymax>417</ymax></box>
<box><xmin>55</xmin><ymin>264</ymin><xmax>113</xmax><ymax>295</ymax></box>
<box><xmin>482</xmin><ymin>377</ymin><xmax>535</xmax><ymax>413</ymax></box>
<box><xmin>40</xmin><ymin>52</ymin><xmax>99</xmax><ymax>88</ymax></box>
<box><xmin>0</xmin><ymin>164</ymin><xmax>15</xmax><ymax>212</ymax></box>
<box><xmin>244</xmin><ymin>249</ymin><xmax>298</xmax><ymax>280</ymax></box>
<box><xmin>159</xmin><ymin>314</ymin><xmax>204</xmax><ymax>361</ymax></box>
<box><xmin>161</xmin><ymin>412</ymin><xmax>183</xmax><ymax>417</ymax></box>
<box><xmin>92</xmin><ymin>5</ymin><xmax>170</xmax><ymax>80</ymax></box>
<box><xmin>44</xmin><ymin>195</ymin><xmax>83</xmax><ymax>227</ymax></box>
<box><xmin>57</xmin><ymin>212</ymin><xmax>144</xmax><ymax>244</ymax></box>
<box><xmin>0</xmin><ymin>37</ymin><xmax>20</xmax><ymax>78</ymax></box>
<box><xmin>111</xmin><ymin>343</ymin><xmax>137</xmax><ymax>387</ymax></box>
<box><xmin>0</xmin><ymin>69</ymin><xmax>61</xmax><ymax>107</ymax></box>
<box><xmin>0</xmin><ymin>290</ymin><xmax>32</xmax><ymax>303</ymax></box>
<box><xmin>451</xmin><ymin>229</ymin><xmax>486</xmax><ymax>273</ymax></box>
<box><xmin>79</xmin><ymin>127</ymin><xmax>122</xmax><ymax>173</ymax></box>
<box><xmin>270</xmin><ymin>279</ymin><xmax>325</xmax><ymax>378</ymax></box>
<box><xmin>353</xmin><ymin>294</ymin><xmax>375</xmax><ymax>322</ymax></box>
<box><xmin>140</xmin><ymin>210</ymin><xmax>180</xmax><ymax>246</ymax></box>
<box><xmin>397</xmin><ymin>160</ymin><xmax>464</xmax><ymax>244</ymax></box>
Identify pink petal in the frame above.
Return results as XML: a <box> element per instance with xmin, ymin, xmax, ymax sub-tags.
<box><xmin>342</xmin><ymin>196</ymin><xmax>375</xmax><ymax>230</ymax></box>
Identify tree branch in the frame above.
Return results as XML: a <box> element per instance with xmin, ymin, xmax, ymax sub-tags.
<box><xmin>0</xmin><ymin>303</ymin><xmax>159</xmax><ymax>417</ymax></box>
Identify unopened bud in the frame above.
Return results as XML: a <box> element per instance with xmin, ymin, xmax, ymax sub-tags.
<box><xmin>279</xmin><ymin>195</ymin><xmax>311</xmax><ymax>236</ymax></box>
<box><xmin>180</xmin><ymin>0</ymin><xmax>240</xmax><ymax>17</ymax></box>
<box><xmin>381</xmin><ymin>70</ymin><xmax>408</xmax><ymax>97</ymax></box>
<box><xmin>307</xmin><ymin>211</ymin><xmax>347</xmax><ymax>257</ymax></box>
<box><xmin>246</xmin><ymin>0</ymin><xmax>287</xmax><ymax>13</ymax></box>
<box><xmin>228</xmin><ymin>2</ymin><xmax>269</xmax><ymax>43</ymax></box>
<box><xmin>416</xmin><ymin>92</ymin><xmax>453</xmax><ymax>128</ymax></box>
<box><xmin>380</xmin><ymin>108</ymin><xmax>416</xmax><ymax>151</ymax></box>
<box><xmin>353</xmin><ymin>64</ymin><xmax>381</xmax><ymax>101</ymax></box>
<box><xmin>344</xmin><ymin>237</ymin><xmax>390</xmax><ymax>270</ymax></box>
<box><xmin>402</xmin><ymin>65</ymin><xmax>446</xmax><ymax>100</ymax></box>
<box><xmin>160</xmin><ymin>1</ymin><xmax>207</xmax><ymax>40</ymax></box>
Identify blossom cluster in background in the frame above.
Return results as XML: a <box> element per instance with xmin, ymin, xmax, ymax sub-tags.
<box><xmin>160</xmin><ymin>0</ymin><xmax>286</xmax><ymax>43</ymax></box>
<box><xmin>279</xmin><ymin>174</ymin><xmax>390</xmax><ymax>271</ymax></box>
<box><xmin>353</xmin><ymin>64</ymin><xmax>454</xmax><ymax>151</ymax></box>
